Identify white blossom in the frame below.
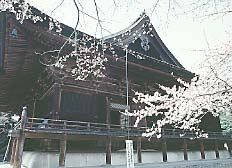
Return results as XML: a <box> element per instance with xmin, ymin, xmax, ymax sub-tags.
<box><xmin>132</xmin><ymin>72</ymin><xmax>232</xmax><ymax>138</ymax></box>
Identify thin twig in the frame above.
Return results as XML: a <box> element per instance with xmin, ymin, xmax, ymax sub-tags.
<box><xmin>51</xmin><ymin>0</ymin><xmax>65</xmax><ymax>13</ymax></box>
<box><xmin>93</xmin><ymin>0</ymin><xmax>104</xmax><ymax>39</ymax></box>
<box><xmin>150</xmin><ymin>0</ymin><xmax>160</xmax><ymax>16</ymax></box>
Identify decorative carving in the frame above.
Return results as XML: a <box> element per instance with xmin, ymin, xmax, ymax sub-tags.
<box><xmin>11</xmin><ymin>28</ymin><xmax>18</xmax><ymax>38</ymax></box>
<box><xmin>140</xmin><ymin>35</ymin><xmax>150</xmax><ymax>51</ymax></box>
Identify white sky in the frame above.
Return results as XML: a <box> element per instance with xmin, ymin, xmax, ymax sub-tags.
<box><xmin>28</xmin><ymin>0</ymin><xmax>232</xmax><ymax>73</ymax></box>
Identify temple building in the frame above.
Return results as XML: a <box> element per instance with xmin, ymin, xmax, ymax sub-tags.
<box><xmin>0</xmin><ymin>6</ymin><xmax>230</xmax><ymax>168</ymax></box>
<box><xmin>0</xmin><ymin>9</ymin><xmax>193</xmax><ymax>124</ymax></box>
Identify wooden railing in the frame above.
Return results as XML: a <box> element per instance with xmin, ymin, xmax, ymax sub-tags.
<box><xmin>25</xmin><ymin>117</ymin><xmax>145</xmax><ymax>137</ymax></box>
<box><xmin>21</xmin><ymin>117</ymin><xmax>232</xmax><ymax>140</ymax></box>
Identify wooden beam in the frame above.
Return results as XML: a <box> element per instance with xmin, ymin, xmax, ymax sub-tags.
<box><xmin>59</xmin><ymin>136</ymin><xmax>67</xmax><ymax>166</ymax></box>
<box><xmin>137</xmin><ymin>137</ymin><xmax>142</xmax><ymax>163</ymax></box>
<box><xmin>162</xmin><ymin>139</ymin><xmax>167</xmax><ymax>162</ymax></box>
<box><xmin>199</xmin><ymin>140</ymin><xmax>205</xmax><ymax>159</ymax></box>
<box><xmin>25</xmin><ymin>132</ymin><xmax>64</xmax><ymax>139</ymax></box>
<box><xmin>214</xmin><ymin>140</ymin><xmax>219</xmax><ymax>159</ymax></box>
<box><xmin>183</xmin><ymin>139</ymin><xmax>188</xmax><ymax>161</ymax></box>
<box><xmin>25</xmin><ymin>131</ymin><xmax>134</xmax><ymax>141</ymax></box>
<box><xmin>61</xmin><ymin>84</ymin><xmax>125</xmax><ymax>98</ymax></box>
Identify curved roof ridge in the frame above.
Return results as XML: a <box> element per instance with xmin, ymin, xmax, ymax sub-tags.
<box><xmin>104</xmin><ymin>12</ymin><xmax>185</xmax><ymax>69</ymax></box>
<box><xmin>103</xmin><ymin>12</ymin><xmax>148</xmax><ymax>40</ymax></box>
<box><xmin>149</xmin><ymin>25</ymin><xmax>184</xmax><ymax>68</ymax></box>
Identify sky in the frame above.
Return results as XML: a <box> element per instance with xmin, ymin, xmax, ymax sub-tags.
<box><xmin>27</xmin><ymin>0</ymin><xmax>232</xmax><ymax>73</ymax></box>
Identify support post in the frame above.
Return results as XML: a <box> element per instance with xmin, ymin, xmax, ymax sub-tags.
<box><xmin>105</xmin><ymin>97</ymin><xmax>111</xmax><ymax>165</ymax></box>
<box><xmin>227</xmin><ymin>141</ymin><xmax>232</xmax><ymax>157</ymax></box>
<box><xmin>137</xmin><ymin>137</ymin><xmax>142</xmax><ymax>163</ymax></box>
<box><xmin>162</xmin><ymin>139</ymin><xmax>167</xmax><ymax>162</ymax></box>
<box><xmin>199</xmin><ymin>140</ymin><xmax>205</xmax><ymax>159</ymax></box>
<box><xmin>105</xmin><ymin>97</ymin><xmax>111</xmax><ymax>128</ymax></box>
<box><xmin>106</xmin><ymin>136</ymin><xmax>112</xmax><ymax>165</ymax></box>
<box><xmin>10</xmin><ymin>138</ymin><xmax>16</xmax><ymax>165</ymax></box>
<box><xmin>59</xmin><ymin>135</ymin><xmax>67</xmax><ymax>166</ymax></box>
<box><xmin>47</xmin><ymin>84</ymin><xmax>61</xmax><ymax>151</ymax></box>
<box><xmin>13</xmin><ymin>107</ymin><xmax>27</xmax><ymax>168</ymax></box>
<box><xmin>54</xmin><ymin>83</ymin><xmax>62</xmax><ymax>120</ymax></box>
<box><xmin>183</xmin><ymin>139</ymin><xmax>188</xmax><ymax>160</ymax></box>
<box><xmin>214</xmin><ymin>140</ymin><xmax>220</xmax><ymax>159</ymax></box>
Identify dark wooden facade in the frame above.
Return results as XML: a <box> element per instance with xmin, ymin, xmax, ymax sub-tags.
<box><xmin>0</xmin><ymin>9</ymin><xmax>194</xmax><ymax>127</ymax></box>
<box><xmin>0</xmin><ymin>11</ymin><xmax>41</xmax><ymax>112</ymax></box>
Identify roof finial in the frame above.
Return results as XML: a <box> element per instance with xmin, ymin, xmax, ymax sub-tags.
<box><xmin>142</xmin><ymin>9</ymin><xmax>146</xmax><ymax>15</ymax></box>
<box><xmin>140</xmin><ymin>10</ymin><xmax>147</xmax><ymax>18</ymax></box>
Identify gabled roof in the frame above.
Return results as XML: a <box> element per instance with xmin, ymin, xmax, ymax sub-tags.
<box><xmin>15</xmin><ymin>8</ymin><xmax>192</xmax><ymax>81</ymax></box>
<box><xmin>104</xmin><ymin>12</ymin><xmax>184</xmax><ymax>68</ymax></box>
<box><xmin>27</xmin><ymin>8</ymin><xmax>185</xmax><ymax>71</ymax></box>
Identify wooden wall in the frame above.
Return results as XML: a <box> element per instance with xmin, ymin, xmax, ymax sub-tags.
<box><xmin>0</xmin><ymin>14</ymin><xmax>43</xmax><ymax>113</ymax></box>
<box><xmin>0</xmin><ymin>12</ymin><xmax>6</xmax><ymax>73</ymax></box>
<box><xmin>59</xmin><ymin>91</ymin><xmax>106</xmax><ymax>122</ymax></box>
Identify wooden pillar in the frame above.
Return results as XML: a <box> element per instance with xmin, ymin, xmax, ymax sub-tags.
<box><xmin>227</xmin><ymin>141</ymin><xmax>232</xmax><ymax>157</ymax></box>
<box><xmin>59</xmin><ymin>136</ymin><xmax>67</xmax><ymax>166</ymax></box>
<box><xmin>13</xmin><ymin>136</ymin><xmax>25</xmax><ymax>168</ymax></box>
<box><xmin>199</xmin><ymin>140</ymin><xmax>205</xmax><ymax>159</ymax></box>
<box><xmin>10</xmin><ymin>138</ymin><xmax>16</xmax><ymax>165</ymax></box>
<box><xmin>47</xmin><ymin>84</ymin><xmax>61</xmax><ymax>151</ymax></box>
<box><xmin>106</xmin><ymin>97</ymin><xmax>111</xmax><ymax>127</ymax></box>
<box><xmin>183</xmin><ymin>139</ymin><xmax>188</xmax><ymax>160</ymax></box>
<box><xmin>54</xmin><ymin>83</ymin><xmax>62</xmax><ymax>120</ymax></box>
<box><xmin>106</xmin><ymin>137</ymin><xmax>112</xmax><ymax>165</ymax></box>
<box><xmin>105</xmin><ymin>97</ymin><xmax>112</xmax><ymax>165</ymax></box>
<box><xmin>214</xmin><ymin>140</ymin><xmax>220</xmax><ymax>159</ymax></box>
<box><xmin>162</xmin><ymin>139</ymin><xmax>167</xmax><ymax>162</ymax></box>
<box><xmin>137</xmin><ymin>137</ymin><xmax>142</xmax><ymax>163</ymax></box>
<box><xmin>13</xmin><ymin>107</ymin><xmax>27</xmax><ymax>168</ymax></box>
